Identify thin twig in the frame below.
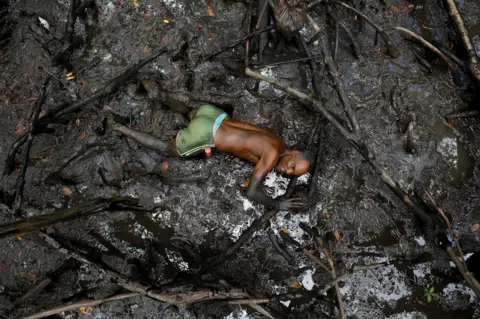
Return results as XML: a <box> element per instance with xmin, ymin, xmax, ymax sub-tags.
<box><xmin>333</xmin><ymin>1</ymin><xmax>398</xmax><ymax>58</ymax></box>
<box><xmin>202</xmin><ymin>25</ymin><xmax>275</xmax><ymax>61</ymax></box>
<box><xmin>328</xmin><ymin>240</ymin><xmax>345</xmax><ymax>319</ymax></box>
<box><xmin>303</xmin><ymin>248</ymin><xmax>331</xmax><ymax>274</ymax></box>
<box><xmin>268</xmin><ymin>228</ymin><xmax>293</xmax><ymax>262</ymax></box>
<box><xmin>264</xmin><ymin>55</ymin><xmax>322</xmax><ymax>67</ymax></box>
<box><xmin>307</xmin><ymin>14</ymin><xmax>360</xmax><ymax>134</ymax></box>
<box><xmin>13</xmin><ymin>78</ymin><xmax>50</xmax><ymax>213</ymax></box>
<box><xmin>443</xmin><ymin>0</ymin><xmax>480</xmax><ymax>82</ymax></box>
<box><xmin>22</xmin><ymin>293</ymin><xmax>140</xmax><ymax>319</ymax></box>
<box><xmin>446</xmin><ymin>246</ymin><xmax>480</xmax><ymax>298</ymax></box>
<box><xmin>3</xmin><ymin>134</ymin><xmax>28</xmax><ymax>176</ymax></box>
<box><xmin>245</xmin><ymin>68</ymin><xmax>434</xmax><ymax>235</ymax></box>
<box><xmin>245</xmin><ymin>1</ymin><xmax>253</xmax><ymax>67</ymax></box>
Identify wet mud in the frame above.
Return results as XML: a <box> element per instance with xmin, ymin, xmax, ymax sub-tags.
<box><xmin>0</xmin><ymin>0</ymin><xmax>480</xmax><ymax>318</ymax></box>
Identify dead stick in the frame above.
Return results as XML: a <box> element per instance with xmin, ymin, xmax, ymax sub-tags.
<box><xmin>13</xmin><ymin>78</ymin><xmax>50</xmax><ymax>213</ymax></box>
<box><xmin>308</xmin><ymin>14</ymin><xmax>360</xmax><ymax>134</ymax></box>
<box><xmin>202</xmin><ymin>25</ymin><xmax>275</xmax><ymax>61</ymax></box>
<box><xmin>245</xmin><ymin>1</ymin><xmax>252</xmax><ymax>67</ymax></box>
<box><xmin>328</xmin><ymin>240</ymin><xmax>345</xmax><ymax>319</ymax></box>
<box><xmin>22</xmin><ymin>292</ymin><xmax>140</xmax><ymax>319</ymax></box>
<box><xmin>3</xmin><ymin>134</ymin><xmax>28</xmax><ymax>176</ymax></box>
<box><xmin>245</xmin><ymin>68</ymin><xmax>434</xmax><ymax>234</ymax></box>
<box><xmin>391</xmin><ymin>27</ymin><xmax>462</xmax><ymax>82</ymax></box>
<box><xmin>0</xmin><ymin>196</ymin><xmax>146</xmax><ymax>239</ymax></box>
<box><xmin>443</xmin><ymin>0</ymin><xmax>480</xmax><ymax>82</ymax></box>
<box><xmin>333</xmin><ymin>1</ymin><xmax>398</xmax><ymax>58</ymax></box>
<box><xmin>445</xmin><ymin>110</ymin><xmax>480</xmax><ymax>120</ymax></box>
<box><xmin>303</xmin><ymin>248</ymin><xmax>331</xmax><ymax>274</ymax></box>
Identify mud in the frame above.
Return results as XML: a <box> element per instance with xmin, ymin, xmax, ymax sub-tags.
<box><xmin>0</xmin><ymin>0</ymin><xmax>480</xmax><ymax>318</ymax></box>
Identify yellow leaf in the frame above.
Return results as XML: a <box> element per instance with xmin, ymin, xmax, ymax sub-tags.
<box><xmin>354</xmin><ymin>15</ymin><xmax>357</xmax><ymax>20</ymax></box>
<box><xmin>63</xmin><ymin>187</ymin><xmax>73</xmax><ymax>198</ymax></box>
<box><xmin>162</xmin><ymin>161</ymin><xmax>169</xmax><ymax>169</ymax></box>
<box><xmin>143</xmin><ymin>44</ymin><xmax>149</xmax><ymax>53</ymax></box>
<box><xmin>17</xmin><ymin>236</ymin><xmax>23</xmax><ymax>241</ymax></box>
<box><xmin>75</xmin><ymin>119</ymin><xmax>80</xmax><ymax>126</ymax></box>
<box><xmin>291</xmin><ymin>282</ymin><xmax>303</xmax><ymax>289</ymax></box>
<box><xmin>241</xmin><ymin>181</ymin><xmax>250</xmax><ymax>187</ymax></box>
<box><xmin>132</xmin><ymin>0</ymin><xmax>139</xmax><ymax>8</ymax></box>
<box><xmin>281</xmin><ymin>227</ymin><xmax>288</xmax><ymax>234</ymax></box>
<box><xmin>79</xmin><ymin>306</ymin><xmax>92</xmax><ymax>314</ymax></box>
<box><xmin>163</xmin><ymin>19</ymin><xmax>169</xmax><ymax>24</ymax></box>
<box><xmin>258</xmin><ymin>90</ymin><xmax>262</xmax><ymax>94</ymax></box>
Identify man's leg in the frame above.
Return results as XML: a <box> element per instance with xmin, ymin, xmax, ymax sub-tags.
<box><xmin>106</xmin><ymin>118</ymin><xmax>179</xmax><ymax>157</ymax></box>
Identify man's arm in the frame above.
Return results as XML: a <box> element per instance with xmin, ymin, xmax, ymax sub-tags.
<box><xmin>245</xmin><ymin>152</ymin><xmax>279</xmax><ymax>208</ymax></box>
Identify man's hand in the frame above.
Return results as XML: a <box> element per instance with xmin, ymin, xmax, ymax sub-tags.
<box><xmin>277</xmin><ymin>197</ymin><xmax>305</xmax><ymax>211</ymax></box>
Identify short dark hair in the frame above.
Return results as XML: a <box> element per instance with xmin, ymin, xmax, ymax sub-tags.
<box><xmin>298</xmin><ymin>149</ymin><xmax>315</xmax><ymax>164</ymax></box>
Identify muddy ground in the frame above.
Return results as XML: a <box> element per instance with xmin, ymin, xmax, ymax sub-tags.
<box><xmin>0</xmin><ymin>0</ymin><xmax>480</xmax><ymax>318</ymax></box>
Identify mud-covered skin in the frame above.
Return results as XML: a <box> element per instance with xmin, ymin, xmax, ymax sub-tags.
<box><xmin>0</xmin><ymin>0</ymin><xmax>480</xmax><ymax>318</ymax></box>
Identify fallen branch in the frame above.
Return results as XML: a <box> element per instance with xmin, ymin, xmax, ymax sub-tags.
<box><xmin>245</xmin><ymin>1</ymin><xmax>253</xmax><ymax>67</ymax></box>
<box><xmin>332</xmin><ymin>1</ymin><xmax>398</xmax><ymax>58</ymax></box>
<box><xmin>0</xmin><ymin>196</ymin><xmax>152</xmax><ymax>239</ymax></box>
<box><xmin>268</xmin><ymin>228</ymin><xmax>293</xmax><ymax>262</ymax></box>
<box><xmin>446</xmin><ymin>246</ymin><xmax>480</xmax><ymax>298</ymax></box>
<box><xmin>202</xmin><ymin>25</ymin><xmax>275</xmax><ymax>61</ymax></box>
<box><xmin>391</xmin><ymin>27</ymin><xmax>462</xmax><ymax>84</ymax></box>
<box><xmin>443</xmin><ymin>0</ymin><xmax>480</xmax><ymax>82</ymax></box>
<box><xmin>22</xmin><ymin>292</ymin><xmax>140</xmax><ymax>319</ymax></box>
<box><xmin>3</xmin><ymin>134</ymin><xmax>28</xmax><ymax>176</ymax></box>
<box><xmin>245</xmin><ymin>67</ymin><xmax>434</xmax><ymax>235</ymax></box>
<box><xmin>13</xmin><ymin>78</ymin><xmax>50</xmax><ymax>214</ymax></box>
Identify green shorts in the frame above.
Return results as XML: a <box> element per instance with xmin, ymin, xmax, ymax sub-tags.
<box><xmin>176</xmin><ymin>104</ymin><xmax>227</xmax><ymax>157</ymax></box>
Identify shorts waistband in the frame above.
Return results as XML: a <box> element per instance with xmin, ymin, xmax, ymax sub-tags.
<box><xmin>212</xmin><ymin>113</ymin><xmax>227</xmax><ymax>136</ymax></box>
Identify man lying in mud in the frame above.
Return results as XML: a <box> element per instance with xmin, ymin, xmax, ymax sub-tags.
<box><xmin>105</xmin><ymin>104</ymin><xmax>312</xmax><ymax>210</ymax></box>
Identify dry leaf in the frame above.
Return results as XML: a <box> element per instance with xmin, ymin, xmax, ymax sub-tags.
<box><xmin>408</xmin><ymin>4</ymin><xmax>414</xmax><ymax>8</ymax></box>
<box><xmin>63</xmin><ymin>187</ymin><xmax>73</xmax><ymax>198</ymax></box>
<box><xmin>391</xmin><ymin>5</ymin><xmax>399</xmax><ymax>13</ymax></box>
<box><xmin>376</xmin><ymin>47</ymin><xmax>382</xmax><ymax>56</ymax></box>
<box><xmin>79</xmin><ymin>307</ymin><xmax>93</xmax><ymax>314</ymax></box>
<box><xmin>75</xmin><ymin>119</ymin><xmax>80</xmax><ymax>126</ymax></box>
<box><xmin>28</xmin><ymin>96</ymin><xmax>36</xmax><ymax>105</ymax></box>
<box><xmin>132</xmin><ymin>0</ymin><xmax>139</xmax><ymax>8</ymax></box>
<box><xmin>241</xmin><ymin>181</ymin><xmax>250</xmax><ymax>187</ymax></box>
<box><xmin>291</xmin><ymin>283</ymin><xmax>303</xmax><ymax>289</ymax></box>
<box><xmin>3</xmin><ymin>98</ymin><xmax>8</xmax><ymax>105</ymax></box>
<box><xmin>15</xmin><ymin>166</ymin><xmax>21</xmax><ymax>174</ymax></box>
<box><xmin>334</xmin><ymin>231</ymin><xmax>341</xmax><ymax>241</ymax></box>
<box><xmin>163</xmin><ymin>19</ymin><xmax>169</xmax><ymax>24</ymax></box>
<box><xmin>17</xmin><ymin>236</ymin><xmax>22</xmax><ymax>241</ymax></box>
<box><xmin>79</xmin><ymin>131</ymin><xmax>86</xmax><ymax>140</ymax></box>
<box><xmin>143</xmin><ymin>44</ymin><xmax>149</xmax><ymax>53</ymax></box>
<box><xmin>207</xmin><ymin>5</ymin><xmax>215</xmax><ymax>16</ymax></box>
<box><xmin>162</xmin><ymin>161</ymin><xmax>169</xmax><ymax>169</ymax></box>
<box><xmin>281</xmin><ymin>227</ymin><xmax>288</xmax><ymax>234</ymax></box>
<box><xmin>354</xmin><ymin>15</ymin><xmax>357</xmax><ymax>20</ymax></box>
<box><xmin>24</xmin><ymin>73</ymin><xmax>29</xmax><ymax>80</ymax></box>
<box><xmin>447</xmin><ymin>121</ymin><xmax>453</xmax><ymax>127</ymax></box>
<box><xmin>28</xmin><ymin>272</ymin><xmax>37</xmax><ymax>281</ymax></box>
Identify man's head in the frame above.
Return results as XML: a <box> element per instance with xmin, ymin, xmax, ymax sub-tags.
<box><xmin>276</xmin><ymin>149</ymin><xmax>313</xmax><ymax>176</ymax></box>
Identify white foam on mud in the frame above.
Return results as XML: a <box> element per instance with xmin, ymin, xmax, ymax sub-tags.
<box><xmin>296</xmin><ymin>173</ymin><xmax>311</xmax><ymax>185</ymax></box>
<box><xmin>387</xmin><ymin>311</ymin><xmax>428</xmax><ymax>319</ymax></box>
<box><xmin>229</xmin><ymin>218</ymin><xmax>255</xmax><ymax>241</ymax></box>
<box><xmin>412</xmin><ymin>262</ymin><xmax>431</xmax><ymax>281</ymax></box>
<box><xmin>414</xmin><ymin>236</ymin><xmax>426</xmax><ymax>246</ymax></box>
<box><xmin>339</xmin><ymin>265</ymin><xmax>411</xmax><ymax>316</ymax></box>
<box><xmin>442</xmin><ymin>283</ymin><xmax>477</xmax><ymax>305</ymax></box>
<box><xmin>263</xmin><ymin>171</ymin><xmax>289</xmax><ymax>198</ymax></box>
<box><xmin>301</xmin><ymin>269</ymin><xmax>316</xmax><ymax>290</ymax></box>
<box><xmin>165</xmin><ymin>249</ymin><xmax>189</xmax><ymax>271</ymax></box>
<box><xmin>280</xmin><ymin>300</ymin><xmax>291</xmax><ymax>307</ymax></box>
<box><xmin>38</xmin><ymin>17</ymin><xmax>49</xmax><ymax>30</ymax></box>
<box><xmin>224</xmin><ymin>309</ymin><xmax>253</xmax><ymax>319</ymax></box>
<box><xmin>437</xmin><ymin>137</ymin><xmax>458</xmax><ymax>167</ymax></box>
<box><xmin>259</xmin><ymin>67</ymin><xmax>287</xmax><ymax>96</ymax></box>
<box><xmin>272</xmin><ymin>210</ymin><xmax>310</xmax><ymax>244</ymax></box>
